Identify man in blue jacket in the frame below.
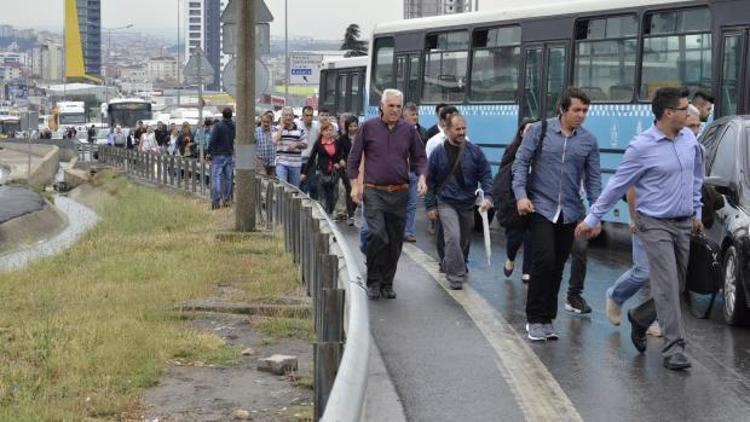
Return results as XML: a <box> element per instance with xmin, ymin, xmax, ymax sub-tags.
<box><xmin>208</xmin><ymin>107</ymin><xmax>236</xmax><ymax>209</ymax></box>
<box><xmin>426</xmin><ymin>113</ymin><xmax>493</xmax><ymax>290</ymax></box>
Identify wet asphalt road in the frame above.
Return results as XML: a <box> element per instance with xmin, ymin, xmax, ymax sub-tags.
<box><xmin>410</xmin><ymin>217</ymin><xmax>750</xmax><ymax>421</ymax></box>
<box><xmin>343</xmin><ymin>204</ymin><xmax>750</xmax><ymax>421</ymax></box>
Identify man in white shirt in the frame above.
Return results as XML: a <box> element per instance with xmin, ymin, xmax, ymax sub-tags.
<box><xmin>425</xmin><ymin>105</ymin><xmax>464</xmax><ymax>157</ymax></box>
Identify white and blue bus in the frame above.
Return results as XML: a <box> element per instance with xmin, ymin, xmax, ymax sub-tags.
<box><xmin>360</xmin><ymin>0</ymin><xmax>750</xmax><ymax>224</ymax></box>
<box><xmin>319</xmin><ymin>56</ymin><xmax>368</xmax><ymax>117</ymax></box>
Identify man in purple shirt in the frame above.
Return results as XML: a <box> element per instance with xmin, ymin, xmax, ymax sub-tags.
<box><xmin>576</xmin><ymin>87</ymin><xmax>703</xmax><ymax>371</ymax></box>
<box><xmin>348</xmin><ymin>88</ymin><xmax>428</xmax><ymax>300</ymax></box>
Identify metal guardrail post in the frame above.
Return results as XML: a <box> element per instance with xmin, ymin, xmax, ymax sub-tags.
<box><xmin>314</xmin><ymin>342</ymin><xmax>343</xmax><ymax>422</ymax></box>
<box><xmin>266</xmin><ymin>181</ymin><xmax>274</xmax><ymax>229</ymax></box>
<box><xmin>292</xmin><ymin>197</ymin><xmax>302</xmax><ymax>264</ymax></box>
<box><xmin>314</xmin><ymin>253</ymin><xmax>344</xmax><ymax>422</ymax></box>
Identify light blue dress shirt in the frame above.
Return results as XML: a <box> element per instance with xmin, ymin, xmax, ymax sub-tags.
<box><xmin>584</xmin><ymin>125</ymin><xmax>703</xmax><ymax>228</ymax></box>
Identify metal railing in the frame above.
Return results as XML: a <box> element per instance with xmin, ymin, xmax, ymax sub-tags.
<box><xmin>95</xmin><ymin>146</ymin><xmax>370</xmax><ymax>421</ymax></box>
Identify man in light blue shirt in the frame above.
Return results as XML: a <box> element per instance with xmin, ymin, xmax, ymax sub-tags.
<box><xmin>512</xmin><ymin>87</ymin><xmax>601</xmax><ymax>342</ymax></box>
<box><xmin>577</xmin><ymin>87</ymin><xmax>703</xmax><ymax>371</ymax></box>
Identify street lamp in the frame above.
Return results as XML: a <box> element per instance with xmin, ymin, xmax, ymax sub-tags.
<box><xmin>103</xmin><ymin>23</ymin><xmax>133</xmax><ymax>120</ymax></box>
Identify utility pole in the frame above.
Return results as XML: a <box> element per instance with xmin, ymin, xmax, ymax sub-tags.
<box><xmin>284</xmin><ymin>0</ymin><xmax>289</xmax><ymax>101</ymax></box>
<box><xmin>176</xmin><ymin>0</ymin><xmax>181</xmax><ymax>106</ymax></box>
<box><xmin>235</xmin><ymin>0</ymin><xmax>256</xmax><ymax>231</ymax></box>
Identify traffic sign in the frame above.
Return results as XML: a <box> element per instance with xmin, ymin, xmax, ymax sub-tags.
<box><xmin>221</xmin><ymin>0</ymin><xmax>273</xmax><ymax>55</ymax></box>
<box><xmin>183</xmin><ymin>53</ymin><xmax>215</xmax><ymax>85</ymax></box>
<box><xmin>222</xmin><ymin>58</ymin><xmax>271</xmax><ymax>99</ymax></box>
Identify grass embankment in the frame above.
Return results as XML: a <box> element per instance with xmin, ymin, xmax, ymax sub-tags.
<box><xmin>0</xmin><ymin>171</ymin><xmax>310</xmax><ymax>420</ymax></box>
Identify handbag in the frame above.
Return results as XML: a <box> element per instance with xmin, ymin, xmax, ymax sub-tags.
<box><xmin>685</xmin><ymin>233</ymin><xmax>722</xmax><ymax>318</ymax></box>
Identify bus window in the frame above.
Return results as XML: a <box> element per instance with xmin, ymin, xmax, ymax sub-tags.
<box><xmin>470</xmin><ymin>26</ymin><xmax>521</xmax><ymax>102</ymax></box>
<box><xmin>322</xmin><ymin>70</ymin><xmax>336</xmax><ymax>110</ymax></box>
<box><xmin>351</xmin><ymin>73</ymin><xmax>362</xmax><ymax>115</ymax></box>
<box><xmin>546</xmin><ymin>46</ymin><xmax>568</xmax><ymax>116</ymax></box>
<box><xmin>423</xmin><ymin>30</ymin><xmax>469</xmax><ymax>103</ymax></box>
<box><xmin>640</xmin><ymin>8</ymin><xmax>711</xmax><ymax>99</ymax></box>
<box><xmin>371</xmin><ymin>37</ymin><xmax>395</xmax><ymax>105</ymax></box>
<box><xmin>337</xmin><ymin>75</ymin><xmax>348</xmax><ymax>114</ymax></box>
<box><xmin>521</xmin><ymin>47</ymin><xmax>542</xmax><ymax>120</ymax></box>
<box><xmin>720</xmin><ymin>33</ymin><xmax>742</xmax><ymax>116</ymax></box>
<box><xmin>574</xmin><ymin>15</ymin><xmax>637</xmax><ymax>102</ymax></box>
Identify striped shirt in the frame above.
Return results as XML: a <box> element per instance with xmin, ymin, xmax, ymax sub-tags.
<box><xmin>276</xmin><ymin>123</ymin><xmax>306</xmax><ymax>167</ymax></box>
<box><xmin>255</xmin><ymin>126</ymin><xmax>276</xmax><ymax>166</ymax></box>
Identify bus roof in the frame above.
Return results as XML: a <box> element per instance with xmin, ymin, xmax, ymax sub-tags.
<box><xmin>373</xmin><ymin>0</ymin><xmax>688</xmax><ymax>35</ymax></box>
<box><xmin>108</xmin><ymin>98</ymin><xmax>150</xmax><ymax>105</ymax></box>
<box><xmin>321</xmin><ymin>56</ymin><xmax>368</xmax><ymax>70</ymax></box>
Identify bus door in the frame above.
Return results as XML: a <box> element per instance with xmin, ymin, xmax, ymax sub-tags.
<box><xmin>719</xmin><ymin>28</ymin><xmax>750</xmax><ymax>116</ymax></box>
<box><xmin>395</xmin><ymin>52</ymin><xmax>421</xmax><ymax>105</ymax></box>
<box><xmin>520</xmin><ymin>42</ymin><xmax>569</xmax><ymax>122</ymax></box>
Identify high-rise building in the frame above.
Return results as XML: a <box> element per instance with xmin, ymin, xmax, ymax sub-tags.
<box><xmin>184</xmin><ymin>0</ymin><xmax>228</xmax><ymax>91</ymax></box>
<box><xmin>404</xmin><ymin>0</ymin><xmax>472</xmax><ymax>19</ymax></box>
<box><xmin>64</xmin><ymin>0</ymin><xmax>102</xmax><ymax>83</ymax></box>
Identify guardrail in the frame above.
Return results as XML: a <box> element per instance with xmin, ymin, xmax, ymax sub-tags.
<box><xmin>94</xmin><ymin>146</ymin><xmax>370</xmax><ymax>421</ymax></box>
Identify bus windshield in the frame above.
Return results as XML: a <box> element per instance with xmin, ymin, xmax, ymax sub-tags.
<box><xmin>59</xmin><ymin>113</ymin><xmax>87</xmax><ymax>125</ymax></box>
<box><xmin>108</xmin><ymin>102</ymin><xmax>152</xmax><ymax>128</ymax></box>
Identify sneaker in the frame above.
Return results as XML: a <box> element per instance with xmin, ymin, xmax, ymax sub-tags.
<box><xmin>521</xmin><ymin>274</ymin><xmax>530</xmax><ymax>284</ymax></box>
<box><xmin>503</xmin><ymin>259</ymin><xmax>514</xmax><ymax>278</ymax></box>
<box><xmin>449</xmin><ymin>281</ymin><xmax>463</xmax><ymax>290</ymax></box>
<box><xmin>211</xmin><ymin>202</ymin><xmax>221</xmax><ymax>210</ymax></box>
<box><xmin>543</xmin><ymin>322</ymin><xmax>559</xmax><ymax>340</ymax></box>
<box><xmin>605</xmin><ymin>295</ymin><xmax>622</xmax><ymax>326</ymax></box>
<box><xmin>404</xmin><ymin>235</ymin><xmax>417</xmax><ymax>243</ymax></box>
<box><xmin>646</xmin><ymin>321</ymin><xmax>662</xmax><ymax>337</ymax></box>
<box><xmin>526</xmin><ymin>323</ymin><xmax>546</xmax><ymax>342</ymax></box>
<box><xmin>565</xmin><ymin>294</ymin><xmax>592</xmax><ymax>314</ymax></box>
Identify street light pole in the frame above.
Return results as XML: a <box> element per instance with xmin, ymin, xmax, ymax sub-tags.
<box><xmin>284</xmin><ymin>0</ymin><xmax>289</xmax><ymax>101</ymax></box>
<box><xmin>103</xmin><ymin>24</ymin><xmax>133</xmax><ymax>122</ymax></box>
<box><xmin>177</xmin><ymin>0</ymin><xmax>181</xmax><ymax>106</ymax></box>
<box><xmin>235</xmin><ymin>0</ymin><xmax>256</xmax><ymax>231</ymax></box>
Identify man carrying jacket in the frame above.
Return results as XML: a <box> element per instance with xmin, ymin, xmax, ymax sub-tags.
<box><xmin>426</xmin><ymin>113</ymin><xmax>493</xmax><ymax>290</ymax></box>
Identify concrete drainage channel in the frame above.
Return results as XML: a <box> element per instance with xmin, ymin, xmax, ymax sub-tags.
<box><xmin>95</xmin><ymin>146</ymin><xmax>370</xmax><ymax>421</ymax></box>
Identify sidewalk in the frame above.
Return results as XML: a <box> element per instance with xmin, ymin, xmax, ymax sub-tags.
<box><xmin>340</xmin><ymin>225</ymin><xmax>526</xmax><ymax>422</ymax></box>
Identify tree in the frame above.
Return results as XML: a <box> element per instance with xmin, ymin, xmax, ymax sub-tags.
<box><xmin>340</xmin><ymin>24</ymin><xmax>368</xmax><ymax>58</ymax></box>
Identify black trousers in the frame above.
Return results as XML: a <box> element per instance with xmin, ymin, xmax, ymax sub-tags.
<box><xmin>567</xmin><ymin>236</ymin><xmax>588</xmax><ymax>297</ymax></box>
<box><xmin>318</xmin><ymin>177</ymin><xmax>338</xmax><ymax>214</ymax></box>
<box><xmin>363</xmin><ymin>187</ymin><xmax>409</xmax><ymax>288</ymax></box>
<box><xmin>527</xmin><ymin>213</ymin><xmax>576</xmax><ymax>323</ymax></box>
<box><xmin>505</xmin><ymin>226</ymin><xmax>533</xmax><ymax>275</ymax></box>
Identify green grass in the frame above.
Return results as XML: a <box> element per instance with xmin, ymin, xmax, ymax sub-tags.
<box><xmin>274</xmin><ymin>85</ymin><xmax>317</xmax><ymax>97</ymax></box>
<box><xmin>0</xmin><ymin>171</ymin><xmax>308</xmax><ymax>420</ymax></box>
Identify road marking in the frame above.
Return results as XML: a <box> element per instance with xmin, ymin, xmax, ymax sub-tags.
<box><xmin>403</xmin><ymin>244</ymin><xmax>583</xmax><ymax>422</ymax></box>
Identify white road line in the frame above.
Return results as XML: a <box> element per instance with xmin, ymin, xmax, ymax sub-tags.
<box><xmin>403</xmin><ymin>244</ymin><xmax>583</xmax><ymax>422</ymax></box>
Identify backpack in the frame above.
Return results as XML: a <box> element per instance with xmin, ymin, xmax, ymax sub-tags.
<box><xmin>685</xmin><ymin>233</ymin><xmax>722</xmax><ymax>319</ymax></box>
<box><xmin>493</xmin><ymin>119</ymin><xmax>547</xmax><ymax>229</ymax></box>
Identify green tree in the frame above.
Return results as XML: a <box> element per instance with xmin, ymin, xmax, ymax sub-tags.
<box><xmin>340</xmin><ymin>24</ymin><xmax>368</xmax><ymax>58</ymax></box>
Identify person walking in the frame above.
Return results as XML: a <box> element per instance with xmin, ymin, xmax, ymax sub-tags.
<box><xmin>87</xmin><ymin>124</ymin><xmax>96</xmax><ymax>144</ymax></box>
<box><xmin>208</xmin><ymin>107</ymin><xmax>236</xmax><ymax>209</ymax></box>
<box><xmin>426</xmin><ymin>113</ymin><xmax>493</xmax><ymax>289</ymax></box>
<box><xmin>513</xmin><ymin>87</ymin><xmax>601</xmax><ymax>342</ymax></box>
<box><xmin>139</xmin><ymin>126</ymin><xmax>159</xmax><ymax>154</ymax></box>
<box><xmin>337</xmin><ymin>115</ymin><xmax>359</xmax><ymax>225</ymax></box>
<box><xmin>273</xmin><ymin>107</ymin><xmax>306</xmax><ymax>186</ymax></box>
<box><xmin>255</xmin><ymin>111</ymin><xmax>276</xmax><ymax>176</ymax></box>
<box><xmin>576</xmin><ymin>87</ymin><xmax>703</xmax><ymax>370</ymax></box>
<box><xmin>155</xmin><ymin>121</ymin><xmax>169</xmax><ymax>149</ymax></box>
<box><xmin>304</xmin><ymin>121</ymin><xmax>344</xmax><ymax>214</ymax></box>
<box><xmin>403</xmin><ymin>102</ymin><xmax>428</xmax><ymax>243</ymax></box>
<box><xmin>348</xmin><ymin>88</ymin><xmax>427</xmax><ymax>300</ymax></box>
<box><xmin>299</xmin><ymin>105</ymin><xmax>319</xmax><ymax>199</ymax></box>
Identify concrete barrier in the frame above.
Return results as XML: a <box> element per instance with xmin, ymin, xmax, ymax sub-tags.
<box><xmin>0</xmin><ymin>203</ymin><xmax>67</xmax><ymax>255</ymax></box>
<box><xmin>0</xmin><ymin>143</ymin><xmax>60</xmax><ymax>187</ymax></box>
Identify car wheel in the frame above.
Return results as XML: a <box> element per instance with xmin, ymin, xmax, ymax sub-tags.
<box><xmin>722</xmin><ymin>246</ymin><xmax>750</xmax><ymax>325</ymax></box>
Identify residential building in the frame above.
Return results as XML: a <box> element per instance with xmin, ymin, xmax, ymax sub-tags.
<box><xmin>404</xmin><ymin>0</ymin><xmax>472</xmax><ymax>18</ymax></box>
<box><xmin>184</xmin><ymin>0</ymin><xmax>228</xmax><ymax>91</ymax></box>
<box><xmin>120</xmin><ymin>65</ymin><xmax>148</xmax><ymax>82</ymax></box>
<box><xmin>0</xmin><ymin>62</ymin><xmax>24</xmax><ymax>82</ymax></box>
<box><xmin>32</xmin><ymin>42</ymin><xmax>64</xmax><ymax>82</ymax></box>
<box><xmin>148</xmin><ymin>57</ymin><xmax>179</xmax><ymax>83</ymax></box>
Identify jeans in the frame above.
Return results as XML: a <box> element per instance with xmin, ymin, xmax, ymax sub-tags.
<box><xmin>567</xmin><ymin>237</ymin><xmax>588</xmax><ymax>297</ymax></box>
<box><xmin>276</xmin><ymin>164</ymin><xmax>301</xmax><ymax>187</ymax></box>
<box><xmin>405</xmin><ymin>172</ymin><xmax>418</xmax><ymax>237</ymax></box>
<box><xmin>608</xmin><ymin>234</ymin><xmax>650</xmax><ymax>306</ymax></box>
<box><xmin>505</xmin><ymin>227</ymin><xmax>533</xmax><ymax>275</ymax></box>
<box><xmin>359</xmin><ymin>207</ymin><xmax>368</xmax><ymax>254</ymax></box>
<box><xmin>210</xmin><ymin>154</ymin><xmax>234</xmax><ymax>205</ymax></box>
<box><xmin>526</xmin><ymin>213</ymin><xmax>576</xmax><ymax>324</ymax></box>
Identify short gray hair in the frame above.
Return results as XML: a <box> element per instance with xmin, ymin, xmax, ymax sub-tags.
<box><xmin>281</xmin><ymin>106</ymin><xmax>294</xmax><ymax>116</ymax></box>
<box><xmin>403</xmin><ymin>102</ymin><xmax>419</xmax><ymax>114</ymax></box>
<box><xmin>381</xmin><ymin>89</ymin><xmax>404</xmax><ymax>106</ymax></box>
<box><xmin>687</xmin><ymin>104</ymin><xmax>700</xmax><ymax>118</ymax></box>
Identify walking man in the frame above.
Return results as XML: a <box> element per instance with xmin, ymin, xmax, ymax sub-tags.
<box><xmin>348</xmin><ymin>88</ymin><xmax>427</xmax><ymax>300</ymax></box>
<box><xmin>576</xmin><ymin>87</ymin><xmax>703</xmax><ymax>370</ymax></box>
<box><xmin>299</xmin><ymin>105</ymin><xmax>319</xmax><ymax>198</ymax></box>
<box><xmin>274</xmin><ymin>106</ymin><xmax>307</xmax><ymax>186</ymax></box>
<box><xmin>426</xmin><ymin>113</ymin><xmax>493</xmax><ymax>289</ymax></box>
<box><xmin>513</xmin><ymin>87</ymin><xmax>601</xmax><ymax>342</ymax></box>
<box><xmin>208</xmin><ymin>107</ymin><xmax>236</xmax><ymax>209</ymax></box>
<box><xmin>403</xmin><ymin>102</ymin><xmax>428</xmax><ymax>243</ymax></box>
<box><xmin>255</xmin><ymin>112</ymin><xmax>276</xmax><ymax>176</ymax></box>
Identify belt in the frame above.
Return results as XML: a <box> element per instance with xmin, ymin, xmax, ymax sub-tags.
<box><xmin>364</xmin><ymin>183</ymin><xmax>410</xmax><ymax>192</ymax></box>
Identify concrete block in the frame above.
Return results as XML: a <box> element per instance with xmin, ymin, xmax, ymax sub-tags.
<box><xmin>257</xmin><ymin>354</ymin><xmax>298</xmax><ymax>375</ymax></box>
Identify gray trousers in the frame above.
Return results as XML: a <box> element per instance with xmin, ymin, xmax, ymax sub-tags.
<box><xmin>630</xmin><ymin>213</ymin><xmax>691</xmax><ymax>358</ymax></box>
<box><xmin>438</xmin><ymin>203</ymin><xmax>474</xmax><ymax>285</ymax></box>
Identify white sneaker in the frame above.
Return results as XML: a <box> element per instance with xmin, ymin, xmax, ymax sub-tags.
<box><xmin>646</xmin><ymin>321</ymin><xmax>662</xmax><ymax>337</ymax></box>
<box><xmin>605</xmin><ymin>295</ymin><xmax>621</xmax><ymax>326</ymax></box>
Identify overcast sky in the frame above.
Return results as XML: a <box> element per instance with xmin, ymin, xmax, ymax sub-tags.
<box><xmin>1</xmin><ymin>0</ymin><xmax>567</xmax><ymax>40</ymax></box>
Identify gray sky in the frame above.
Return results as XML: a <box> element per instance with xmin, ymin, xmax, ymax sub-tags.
<box><xmin>2</xmin><ymin>1</ymin><xmax>568</xmax><ymax>41</ymax></box>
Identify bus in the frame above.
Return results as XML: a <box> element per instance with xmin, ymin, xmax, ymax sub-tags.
<box><xmin>318</xmin><ymin>56</ymin><xmax>368</xmax><ymax>117</ymax></box>
<box><xmin>56</xmin><ymin>101</ymin><xmax>87</xmax><ymax>127</ymax></box>
<box><xmin>107</xmin><ymin>98</ymin><xmax>152</xmax><ymax>129</ymax></box>
<box><xmin>0</xmin><ymin>115</ymin><xmax>20</xmax><ymax>139</ymax></box>
<box><xmin>365</xmin><ymin>0</ymin><xmax>750</xmax><ymax>225</ymax></box>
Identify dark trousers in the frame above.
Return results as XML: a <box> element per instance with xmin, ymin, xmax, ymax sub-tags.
<box><xmin>301</xmin><ymin>159</ymin><xmax>319</xmax><ymax>199</ymax></box>
<box><xmin>567</xmin><ymin>236</ymin><xmax>588</xmax><ymax>297</ymax></box>
<box><xmin>527</xmin><ymin>213</ymin><xmax>576</xmax><ymax>323</ymax></box>
<box><xmin>340</xmin><ymin>171</ymin><xmax>356</xmax><ymax>218</ymax></box>
<box><xmin>363</xmin><ymin>187</ymin><xmax>409</xmax><ymax>288</ymax></box>
<box><xmin>318</xmin><ymin>177</ymin><xmax>338</xmax><ymax>214</ymax></box>
<box><xmin>506</xmin><ymin>227</ymin><xmax>533</xmax><ymax>275</ymax></box>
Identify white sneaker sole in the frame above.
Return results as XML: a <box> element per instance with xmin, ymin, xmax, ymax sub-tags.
<box><xmin>564</xmin><ymin>303</ymin><xmax>590</xmax><ymax>314</ymax></box>
<box><xmin>525</xmin><ymin>324</ymin><xmax>547</xmax><ymax>341</ymax></box>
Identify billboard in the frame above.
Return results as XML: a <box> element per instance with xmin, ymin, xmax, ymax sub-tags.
<box><xmin>289</xmin><ymin>53</ymin><xmax>323</xmax><ymax>85</ymax></box>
